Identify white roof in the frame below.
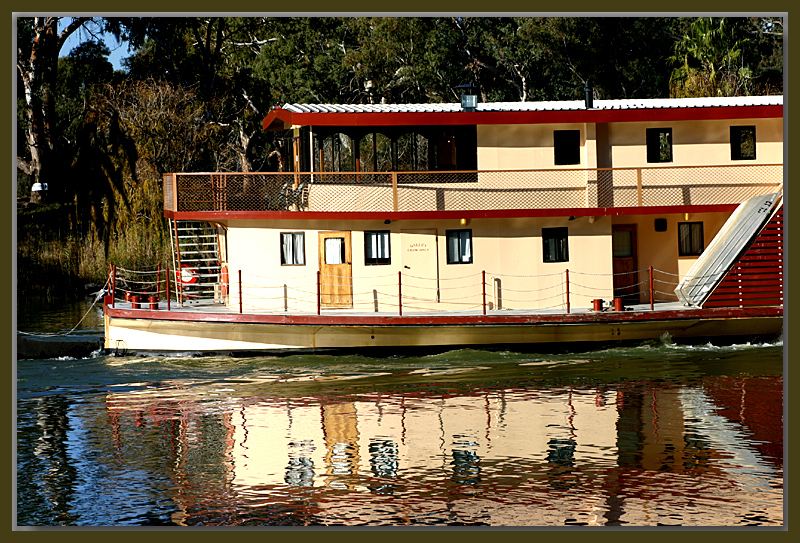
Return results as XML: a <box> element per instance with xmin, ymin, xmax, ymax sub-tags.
<box><xmin>282</xmin><ymin>95</ymin><xmax>783</xmax><ymax>114</ymax></box>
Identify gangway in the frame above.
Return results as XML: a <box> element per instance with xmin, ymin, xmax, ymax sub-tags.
<box><xmin>675</xmin><ymin>190</ymin><xmax>783</xmax><ymax>308</ymax></box>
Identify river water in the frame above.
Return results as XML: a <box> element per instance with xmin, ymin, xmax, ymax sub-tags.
<box><xmin>15</xmin><ymin>299</ymin><xmax>785</xmax><ymax>528</ymax></box>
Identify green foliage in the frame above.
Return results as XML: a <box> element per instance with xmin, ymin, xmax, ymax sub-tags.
<box><xmin>669</xmin><ymin>17</ymin><xmax>782</xmax><ymax>97</ymax></box>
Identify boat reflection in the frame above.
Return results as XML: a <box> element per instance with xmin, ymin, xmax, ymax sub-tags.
<box><xmin>102</xmin><ymin>372</ymin><xmax>783</xmax><ymax>526</ymax></box>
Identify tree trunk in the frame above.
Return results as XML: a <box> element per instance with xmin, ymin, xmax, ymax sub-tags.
<box><xmin>18</xmin><ymin>17</ymin><xmax>89</xmax><ymax>202</ymax></box>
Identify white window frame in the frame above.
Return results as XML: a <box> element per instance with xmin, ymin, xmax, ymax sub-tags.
<box><xmin>280</xmin><ymin>232</ymin><xmax>306</xmax><ymax>266</ymax></box>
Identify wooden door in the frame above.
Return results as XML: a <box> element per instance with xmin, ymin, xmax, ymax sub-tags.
<box><xmin>612</xmin><ymin>225</ymin><xmax>639</xmax><ymax>304</ymax></box>
<box><xmin>401</xmin><ymin>229</ymin><xmax>440</xmax><ymax>306</ymax></box>
<box><xmin>319</xmin><ymin>231</ymin><xmax>353</xmax><ymax>308</ymax></box>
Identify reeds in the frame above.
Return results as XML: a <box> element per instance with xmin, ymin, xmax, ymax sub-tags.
<box><xmin>16</xmin><ymin>202</ymin><xmax>172</xmax><ymax>304</ymax></box>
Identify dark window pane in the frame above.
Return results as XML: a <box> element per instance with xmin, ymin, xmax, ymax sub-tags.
<box><xmin>542</xmin><ymin>227</ymin><xmax>569</xmax><ymax>263</ymax></box>
<box><xmin>554</xmin><ymin>130</ymin><xmax>581</xmax><ymax>165</ymax></box>
<box><xmin>678</xmin><ymin>222</ymin><xmax>704</xmax><ymax>256</ymax></box>
<box><xmin>646</xmin><ymin>128</ymin><xmax>673</xmax><ymax>163</ymax></box>
<box><xmin>612</xmin><ymin>230</ymin><xmax>633</xmax><ymax>258</ymax></box>
<box><xmin>446</xmin><ymin>229</ymin><xmax>473</xmax><ymax>264</ymax></box>
<box><xmin>731</xmin><ymin>126</ymin><xmax>756</xmax><ymax>160</ymax></box>
<box><xmin>365</xmin><ymin>231</ymin><xmax>391</xmax><ymax>265</ymax></box>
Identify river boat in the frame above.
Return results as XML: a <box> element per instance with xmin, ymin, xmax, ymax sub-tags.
<box><xmin>103</xmin><ymin>93</ymin><xmax>783</xmax><ymax>355</ymax></box>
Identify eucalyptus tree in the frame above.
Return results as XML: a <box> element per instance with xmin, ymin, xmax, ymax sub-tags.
<box><xmin>17</xmin><ymin>16</ymin><xmax>95</xmax><ymax>203</ymax></box>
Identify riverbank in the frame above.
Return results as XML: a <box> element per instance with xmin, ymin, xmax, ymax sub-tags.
<box><xmin>16</xmin><ymin>197</ymin><xmax>171</xmax><ymax>303</ymax></box>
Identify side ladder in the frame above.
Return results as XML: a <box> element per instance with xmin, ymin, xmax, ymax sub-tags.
<box><xmin>170</xmin><ymin>220</ymin><xmax>225</xmax><ymax>306</ymax></box>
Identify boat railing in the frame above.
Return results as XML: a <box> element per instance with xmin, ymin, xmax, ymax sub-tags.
<box><xmin>108</xmin><ymin>263</ymin><xmax>767</xmax><ymax>315</ymax></box>
<box><xmin>163</xmin><ymin>164</ymin><xmax>783</xmax><ymax>214</ymax></box>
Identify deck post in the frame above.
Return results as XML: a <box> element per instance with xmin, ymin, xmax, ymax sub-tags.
<box><xmin>636</xmin><ymin>168</ymin><xmax>643</xmax><ymax>207</ymax></box>
<box><xmin>565</xmin><ymin>269</ymin><xmax>570</xmax><ymax>313</ymax></box>
<box><xmin>317</xmin><ymin>271</ymin><xmax>321</xmax><ymax>315</ymax></box>
<box><xmin>649</xmin><ymin>266</ymin><xmax>654</xmax><ymax>310</ymax></box>
<box><xmin>392</xmin><ymin>172</ymin><xmax>399</xmax><ymax>212</ymax></box>
<box><xmin>157</xmin><ymin>263</ymin><xmax>161</xmax><ymax>300</ymax></box>
<box><xmin>398</xmin><ymin>271</ymin><xmax>403</xmax><ymax>316</ymax></box>
<box><xmin>238</xmin><ymin>270</ymin><xmax>243</xmax><ymax>314</ymax></box>
<box><xmin>166</xmin><ymin>268</ymin><xmax>171</xmax><ymax>311</ymax></box>
<box><xmin>284</xmin><ymin>284</ymin><xmax>288</xmax><ymax>312</ymax></box>
<box><xmin>111</xmin><ymin>265</ymin><xmax>116</xmax><ymax>308</ymax></box>
<box><xmin>482</xmin><ymin>270</ymin><xmax>487</xmax><ymax>315</ymax></box>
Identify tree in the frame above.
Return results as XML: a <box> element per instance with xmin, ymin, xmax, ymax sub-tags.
<box><xmin>17</xmin><ymin>16</ymin><xmax>93</xmax><ymax>202</ymax></box>
<box><xmin>668</xmin><ymin>17</ymin><xmax>769</xmax><ymax>97</ymax></box>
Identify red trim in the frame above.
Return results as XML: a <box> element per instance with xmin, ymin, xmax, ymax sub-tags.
<box><xmin>105</xmin><ymin>303</ymin><xmax>781</xmax><ymax>327</ymax></box>
<box><xmin>263</xmin><ymin>105</ymin><xmax>782</xmax><ymax>131</ymax></box>
<box><xmin>164</xmin><ymin>203</ymin><xmax>738</xmax><ymax>222</ymax></box>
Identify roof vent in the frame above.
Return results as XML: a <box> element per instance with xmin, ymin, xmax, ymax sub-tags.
<box><xmin>584</xmin><ymin>82</ymin><xmax>594</xmax><ymax>109</ymax></box>
<box><xmin>455</xmin><ymin>83</ymin><xmax>478</xmax><ymax>112</ymax></box>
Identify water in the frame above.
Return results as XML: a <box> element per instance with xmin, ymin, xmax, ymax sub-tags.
<box><xmin>15</xmin><ymin>299</ymin><xmax>785</xmax><ymax>527</ymax></box>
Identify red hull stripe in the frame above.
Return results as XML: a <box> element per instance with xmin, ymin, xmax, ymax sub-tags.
<box><xmin>165</xmin><ymin>203</ymin><xmax>738</xmax><ymax>222</ymax></box>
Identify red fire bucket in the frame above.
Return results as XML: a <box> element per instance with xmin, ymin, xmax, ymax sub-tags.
<box><xmin>614</xmin><ymin>298</ymin><xmax>624</xmax><ymax>311</ymax></box>
<box><xmin>592</xmin><ymin>299</ymin><xmax>604</xmax><ymax>311</ymax></box>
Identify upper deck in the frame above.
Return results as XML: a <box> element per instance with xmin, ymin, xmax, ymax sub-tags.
<box><xmin>166</xmin><ymin>95</ymin><xmax>783</xmax><ymax>219</ymax></box>
<box><xmin>163</xmin><ymin>164</ymin><xmax>782</xmax><ymax>217</ymax></box>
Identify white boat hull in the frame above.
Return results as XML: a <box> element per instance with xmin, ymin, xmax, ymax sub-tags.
<box><xmin>104</xmin><ymin>309</ymin><xmax>782</xmax><ymax>355</ymax></box>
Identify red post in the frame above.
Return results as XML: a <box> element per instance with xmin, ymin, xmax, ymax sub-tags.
<box><xmin>398</xmin><ymin>271</ymin><xmax>403</xmax><ymax>316</ymax></box>
<box><xmin>649</xmin><ymin>266</ymin><xmax>654</xmax><ymax>310</ymax></box>
<box><xmin>238</xmin><ymin>269</ymin><xmax>243</xmax><ymax>314</ymax></box>
<box><xmin>565</xmin><ymin>269</ymin><xmax>570</xmax><ymax>314</ymax></box>
<box><xmin>482</xmin><ymin>270</ymin><xmax>487</xmax><ymax>315</ymax></box>
<box><xmin>157</xmin><ymin>263</ymin><xmax>162</xmax><ymax>298</ymax></box>
<box><xmin>166</xmin><ymin>267</ymin><xmax>171</xmax><ymax>311</ymax></box>
<box><xmin>316</xmin><ymin>271</ymin><xmax>321</xmax><ymax>315</ymax></box>
<box><xmin>111</xmin><ymin>265</ymin><xmax>116</xmax><ymax>308</ymax></box>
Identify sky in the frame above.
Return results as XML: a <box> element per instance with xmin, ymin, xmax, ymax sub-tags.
<box><xmin>59</xmin><ymin>19</ymin><xmax>130</xmax><ymax>71</ymax></box>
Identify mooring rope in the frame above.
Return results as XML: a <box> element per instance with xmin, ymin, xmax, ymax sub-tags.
<box><xmin>17</xmin><ymin>277</ymin><xmax>110</xmax><ymax>338</ymax></box>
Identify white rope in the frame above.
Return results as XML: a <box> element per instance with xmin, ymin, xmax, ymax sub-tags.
<box><xmin>18</xmin><ymin>277</ymin><xmax>110</xmax><ymax>337</ymax></box>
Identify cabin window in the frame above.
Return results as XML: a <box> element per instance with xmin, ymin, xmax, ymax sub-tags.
<box><xmin>678</xmin><ymin>222</ymin><xmax>704</xmax><ymax>256</ymax></box>
<box><xmin>280</xmin><ymin>232</ymin><xmax>306</xmax><ymax>265</ymax></box>
<box><xmin>365</xmin><ymin>231</ymin><xmax>391</xmax><ymax>265</ymax></box>
<box><xmin>554</xmin><ymin>130</ymin><xmax>581</xmax><ymax>165</ymax></box>
<box><xmin>446</xmin><ymin>229</ymin><xmax>473</xmax><ymax>264</ymax></box>
<box><xmin>542</xmin><ymin>227</ymin><xmax>569</xmax><ymax>263</ymax></box>
<box><xmin>731</xmin><ymin>126</ymin><xmax>756</xmax><ymax>160</ymax></box>
<box><xmin>646</xmin><ymin>128</ymin><xmax>673</xmax><ymax>163</ymax></box>
<box><xmin>434</xmin><ymin>127</ymin><xmax>477</xmax><ymax>171</ymax></box>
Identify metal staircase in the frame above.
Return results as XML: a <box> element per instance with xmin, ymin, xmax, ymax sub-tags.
<box><xmin>170</xmin><ymin>220</ymin><xmax>225</xmax><ymax>306</ymax></box>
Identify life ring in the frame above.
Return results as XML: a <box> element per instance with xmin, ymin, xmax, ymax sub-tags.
<box><xmin>178</xmin><ymin>264</ymin><xmax>198</xmax><ymax>284</ymax></box>
<box><xmin>221</xmin><ymin>265</ymin><xmax>229</xmax><ymax>296</ymax></box>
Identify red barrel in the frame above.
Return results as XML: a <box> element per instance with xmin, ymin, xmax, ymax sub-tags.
<box><xmin>148</xmin><ymin>296</ymin><xmax>159</xmax><ymax>310</ymax></box>
<box><xmin>592</xmin><ymin>299</ymin><xmax>603</xmax><ymax>311</ymax></box>
<box><xmin>614</xmin><ymin>298</ymin><xmax>623</xmax><ymax>311</ymax></box>
<box><xmin>131</xmin><ymin>295</ymin><xmax>140</xmax><ymax>309</ymax></box>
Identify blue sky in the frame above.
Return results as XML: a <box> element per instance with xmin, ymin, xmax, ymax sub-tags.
<box><xmin>59</xmin><ymin>19</ymin><xmax>130</xmax><ymax>71</ymax></box>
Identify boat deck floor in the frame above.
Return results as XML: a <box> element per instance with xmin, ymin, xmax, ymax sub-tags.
<box><xmin>113</xmin><ymin>300</ymin><xmax>691</xmax><ymax>317</ymax></box>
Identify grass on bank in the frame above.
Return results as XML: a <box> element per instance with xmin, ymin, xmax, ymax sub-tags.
<box><xmin>17</xmin><ymin>200</ymin><xmax>172</xmax><ymax>306</ymax></box>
